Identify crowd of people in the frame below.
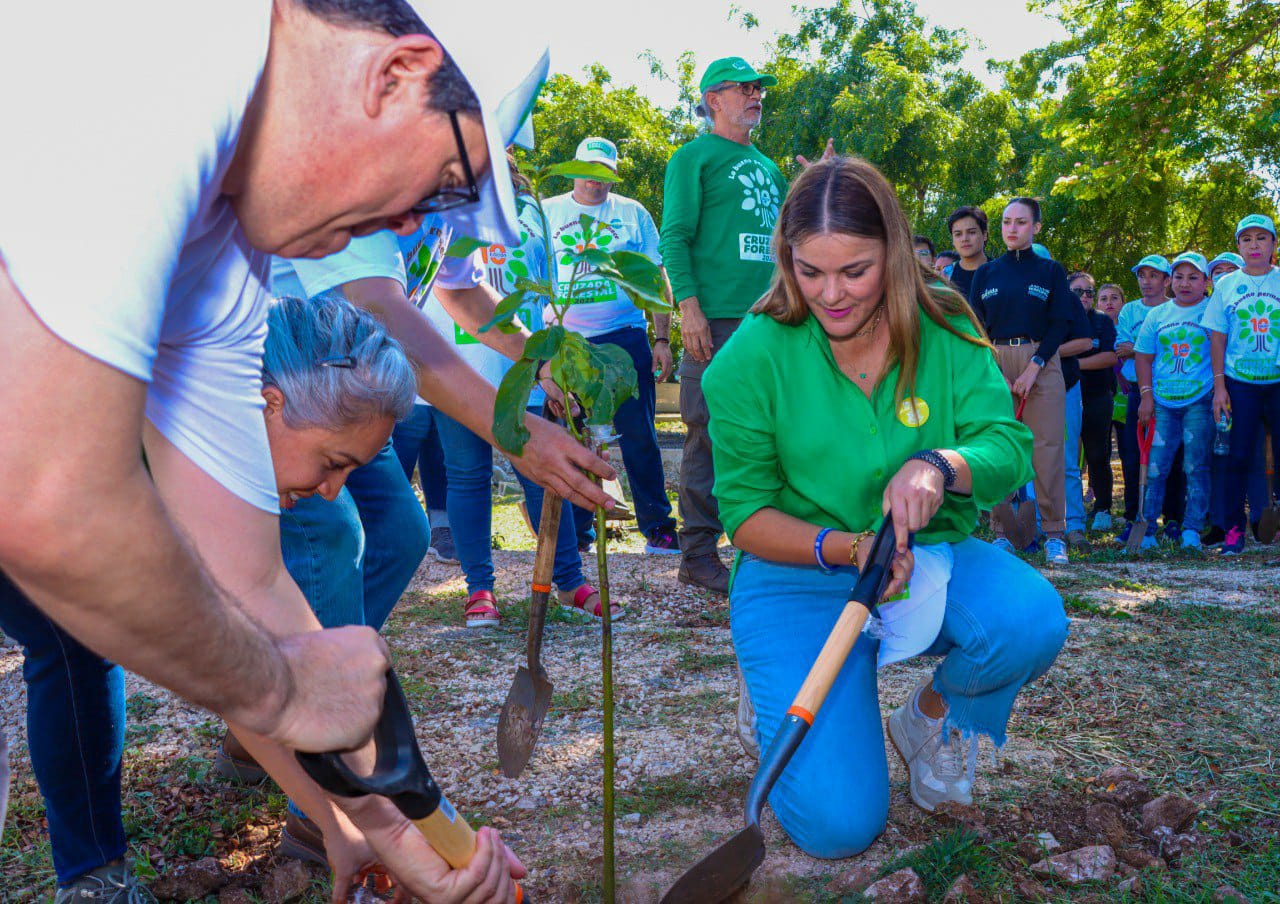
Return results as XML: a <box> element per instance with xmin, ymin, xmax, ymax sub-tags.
<box><xmin>0</xmin><ymin>3</ymin><xmax>1275</xmax><ymax>901</ymax></box>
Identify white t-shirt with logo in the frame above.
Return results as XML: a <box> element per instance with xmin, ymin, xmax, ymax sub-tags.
<box><xmin>1133</xmin><ymin>297</ymin><xmax>1213</xmax><ymax>406</ymax></box>
<box><xmin>0</xmin><ymin>0</ymin><xmax>279</xmax><ymax>511</ymax></box>
<box><xmin>1202</xmin><ymin>267</ymin><xmax>1280</xmax><ymax>384</ymax></box>
<box><xmin>1116</xmin><ymin>299</ymin><xmax>1167</xmax><ymax>382</ymax></box>
<box><xmin>540</xmin><ymin>191</ymin><xmax>662</xmax><ymax>338</ymax></box>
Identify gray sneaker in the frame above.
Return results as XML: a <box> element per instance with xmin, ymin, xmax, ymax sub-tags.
<box><xmin>55</xmin><ymin>862</ymin><xmax>156</xmax><ymax>904</ymax></box>
<box><xmin>429</xmin><ymin>526</ymin><xmax>459</xmax><ymax>565</ymax></box>
<box><xmin>887</xmin><ymin>678</ymin><xmax>975</xmax><ymax>812</ymax></box>
<box><xmin>736</xmin><ymin>663</ymin><xmax>759</xmax><ymax>759</ymax></box>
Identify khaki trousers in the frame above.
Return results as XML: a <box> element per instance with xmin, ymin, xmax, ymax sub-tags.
<box><xmin>995</xmin><ymin>343</ymin><xmax>1067</xmax><ymax>537</ymax></box>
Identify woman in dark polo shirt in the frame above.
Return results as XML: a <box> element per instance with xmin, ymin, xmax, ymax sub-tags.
<box><xmin>703</xmin><ymin>159</ymin><xmax>1067</xmax><ymax>859</ymax></box>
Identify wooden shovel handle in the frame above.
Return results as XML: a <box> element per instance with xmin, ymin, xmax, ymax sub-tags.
<box><xmin>412</xmin><ymin>807</ymin><xmax>524</xmax><ymax>903</ymax></box>
<box><xmin>789</xmin><ymin>601</ymin><xmax>874</xmax><ymax>720</ymax></box>
<box><xmin>528</xmin><ymin>492</ymin><xmax>562</xmax><ymax>667</ymax></box>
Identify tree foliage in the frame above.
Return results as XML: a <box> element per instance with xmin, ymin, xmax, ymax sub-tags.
<box><xmin>529</xmin><ymin>0</ymin><xmax>1279</xmax><ymax>294</ymax></box>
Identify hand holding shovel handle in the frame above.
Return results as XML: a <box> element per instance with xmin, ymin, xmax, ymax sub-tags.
<box><xmin>297</xmin><ymin>670</ymin><xmax>526</xmax><ymax>903</ymax></box>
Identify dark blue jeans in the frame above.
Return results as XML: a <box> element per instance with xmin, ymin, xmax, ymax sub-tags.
<box><xmin>0</xmin><ymin>574</ymin><xmax>127</xmax><ymax>886</ymax></box>
<box><xmin>1222</xmin><ymin>378</ymin><xmax>1280</xmax><ymax>532</ymax></box>
<box><xmin>390</xmin><ymin>403</ymin><xmax>449</xmax><ymax>515</ymax></box>
<box><xmin>572</xmin><ymin>326</ymin><xmax>676</xmax><ymax>544</ymax></box>
<box><xmin>1121</xmin><ymin>384</ymin><xmax>1185</xmax><ymax>523</ymax></box>
<box><xmin>433</xmin><ymin>408</ymin><xmax>585</xmax><ymax>594</ymax></box>
<box><xmin>1209</xmin><ymin>429</ymin><xmax>1267</xmax><ymax>529</ymax></box>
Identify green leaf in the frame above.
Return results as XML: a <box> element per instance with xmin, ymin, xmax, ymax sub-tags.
<box><xmin>594</xmin><ymin>251</ymin><xmax>672</xmax><ymax>313</ymax></box>
<box><xmin>492</xmin><ymin>358</ymin><xmax>537</xmax><ymax>454</ymax></box>
<box><xmin>523</xmin><ymin>325</ymin><xmax>566</xmax><ymax>361</ymax></box>
<box><xmin>580</xmin><ymin>213</ymin><xmax>596</xmax><ymax>236</ymax></box>
<box><xmin>581</xmin><ymin>248</ymin><xmax>612</xmax><ymax>267</ymax></box>
<box><xmin>445</xmin><ymin>236</ymin><xmax>486</xmax><ymax>258</ymax></box>
<box><xmin>478</xmin><ymin>288</ymin><xmax>531</xmax><ymax>334</ymax></box>
<box><xmin>540</xmin><ymin>161</ymin><xmax>620</xmax><ymax>184</ymax></box>
<box><xmin>583</xmin><ymin>341</ymin><xmax>638</xmax><ymax>425</ymax></box>
<box><xmin>509</xmin><ymin>260</ymin><xmax>529</xmax><ymax>279</ymax></box>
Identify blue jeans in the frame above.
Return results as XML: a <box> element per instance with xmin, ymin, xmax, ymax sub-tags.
<box><xmin>280</xmin><ymin>442</ymin><xmax>429</xmax><ymax>820</ymax></box>
<box><xmin>1209</xmin><ymin>430</ymin><xmax>1267</xmax><ymax>529</ymax></box>
<box><xmin>572</xmin><ymin>326</ymin><xmax>676</xmax><ymax>545</ymax></box>
<box><xmin>391</xmin><ymin>403</ymin><xmax>449</xmax><ymax>516</ymax></box>
<box><xmin>1222</xmin><ymin>378</ymin><xmax>1280</xmax><ymax>533</ymax></box>
<box><xmin>434</xmin><ymin>408</ymin><xmax>585</xmax><ymax>594</ymax></box>
<box><xmin>1143</xmin><ymin>397</ymin><xmax>1213</xmax><ymax>533</ymax></box>
<box><xmin>1064</xmin><ymin>383</ymin><xmax>1085</xmax><ymax>533</ymax></box>
<box><xmin>730</xmin><ymin>538</ymin><xmax>1066</xmax><ymax>859</ymax></box>
<box><xmin>0</xmin><ymin>573</ymin><xmax>127</xmax><ymax>886</ymax></box>
<box><xmin>1122</xmin><ymin>385</ymin><xmax>1185</xmax><ymax>524</ymax></box>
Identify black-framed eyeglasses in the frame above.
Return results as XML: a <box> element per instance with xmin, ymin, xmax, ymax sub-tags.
<box><xmin>722</xmin><ymin>81</ymin><xmax>766</xmax><ymax>99</ymax></box>
<box><xmin>409</xmin><ymin>111</ymin><xmax>482</xmax><ymax>216</ymax></box>
<box><xmin>1072</xmin><ymin>287</ymin><xmax>1096</xmax><ymax>298</ymax></box>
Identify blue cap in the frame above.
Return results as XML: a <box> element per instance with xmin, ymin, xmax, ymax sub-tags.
<box><xmin>1131</xmin><ymin>254</ymin><xmax>1172</xmax><ymax>276</ymax></box>
<box><xmin>1208</xmin><ymin>252</ymin><xmax>1245</xmax><ymax>275</ymax></box>
<box><xmin>1236</xmin><ymin>214</ymin><xmax>1276</xmax><ymax>239</ymax></box>
<box><xmin>1170</xmin><ymin>252</ymin><xmax>1209</xmax><ymax>277</ymax></box>
<box><xmin>1031</xmin><ymin>243</ymin><xmax>1052</xmax><ymax>260</ymax></box>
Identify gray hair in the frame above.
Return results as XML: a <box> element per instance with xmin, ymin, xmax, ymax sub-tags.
<box><xmin>298</xmin><ymin>0</ymin><xmax>480</xmax><ymax>115</ymax></box>
<box><xmin>695</xmin><ymin>80</ymin><xmax>739</xmax><ymax>124</ymax></box>
<box><xmin>263</xmin><ymin>295</ymin><xmax>417</xmax><ymax>430</ymax></box>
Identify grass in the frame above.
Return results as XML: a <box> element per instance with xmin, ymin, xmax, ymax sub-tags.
<box><xmin>875</xmin><ymin>827</ymin><xmax>1012</xmax><ymax>899</ymax></box>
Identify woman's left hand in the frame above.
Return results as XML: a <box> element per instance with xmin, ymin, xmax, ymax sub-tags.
<box><xmin>1010</xmin><ymin>362</ymin><xmax>1041</xmax><ymax>398</ymax></box>
<box><xmin>882</xmin><ymin>459</ymin><xmax>946</xmax><ymax>556</ymax></box>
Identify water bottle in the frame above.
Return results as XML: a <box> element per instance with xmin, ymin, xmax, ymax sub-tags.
<box><xmin>1213</xmin><ymin>413</ymin><xmax>1231</xmax><ymax>457</ymax></box>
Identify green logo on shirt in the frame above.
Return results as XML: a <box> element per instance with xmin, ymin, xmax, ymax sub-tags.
<box><xmin>733</xmin><ymin>163</ymin><xmax>781</xmax><ymax>229</ymax></box>
<box><xmin>1234</xmin><ymin>298</ymin><xmax>1277</xmax><ymax>353</ymax></box>
<box><xmin>1157</xmin><ymin>325</ymin><xmax>1206</xmax><ymax>374</ymax></box>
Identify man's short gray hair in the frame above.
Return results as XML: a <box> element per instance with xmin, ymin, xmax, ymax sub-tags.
<box><xmin>263</xmin><ymin>295</ymin><xmax>417</xmax><ymax>429</ymax></box>
<box><xmin>695</xmin><ymin>80</ymin><xmax>739</xmax><ymax>124</ymax></box>
<box><xmin>298</xmin><ymin>0</ymin><xmax>480</xmax><ymax>114</ymax></box>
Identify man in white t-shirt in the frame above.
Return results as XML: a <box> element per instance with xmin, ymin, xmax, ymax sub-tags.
<box><xmin>541</xmin><ymin>137</ymin><xmax>681</xmax><ymax>554</ymax></box>
<box><xmin>0</xmin><ymin>2</ymin><xmax>611</xmax><ymax>900</ymax></box>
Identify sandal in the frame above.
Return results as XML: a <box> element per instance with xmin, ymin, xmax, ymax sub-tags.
<box><xmin>559</xmin><ymin>584</ymin><xmax>625</xmax><ymax>622</ymax></box>
<box><xmin>464</xmin><ymin>589</ymin><xmax>501</xmax><ymax>628</ymax></box>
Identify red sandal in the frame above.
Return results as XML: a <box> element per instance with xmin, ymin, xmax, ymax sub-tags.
<box><xmin>559</xmin><ymin>584</ymin><xmax>626</xmax><ymax>622</ymax></box>
<box><xmin>464</xmin><ymin>589</ymin><xmax>500</xmax><ymax>628</ymax></box>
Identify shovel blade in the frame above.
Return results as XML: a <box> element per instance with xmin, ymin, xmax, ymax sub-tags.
<box><xmin>1126</xmin><ymin>517</ymin><xmax>1147</xmax><ymax>554</ymax></box>
<box><xmin>660</xmin><ymin>825</ymin><xmax>765</xmax><ymax>904</ymax></box>
<box><xmin>1259</xmin><ymin>508</ymin><xmax>1280</xmax><ymax>545</ymax></box>
<box><xmin>497</xmin><ymin>666</ymin><xmax>554</xmax><ymax>778</ymax></box>
<box><xmin>1010</xmin><ymin>500</ymin><xmax>1039</xmax><ymax>551</ymax></box>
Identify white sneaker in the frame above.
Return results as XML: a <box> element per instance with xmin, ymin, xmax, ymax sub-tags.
<box><xmin>1181</xmin><ymin>529</ymin><xmax>1202</xmax><ymax>549</ymax></box>
<box><xmin>887</xmin><ymin>678</ymin><xmax>974</xmax><ymax>812</ymax></box>
<box><xmin>1044</xmin><ymin>537</ymin><xmax>1069</xmax><ymax>565</ymax></box>
<box><xmin>736</xmin><ymin>663</ymin><xmax>758</xmax><ymax>759</ymax></box>
<box><xmin>991</xmin><ymin>537</ymin><xmax>1015</xmax><ymax>554</ymax></box>
<box><xmin>1092</xmin><ymin>511</ymin><xmax>1113</xmax><ymax>531</ymax></box>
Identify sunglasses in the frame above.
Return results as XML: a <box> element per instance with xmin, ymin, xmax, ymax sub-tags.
<box><xmin>409</xmin><ymin>111</ymin><xmax>482</xmax><ymax>216</ymax></box>
<box><xmin>1072</xmin><ymin>287</ymin><xmax>1095</xmax><ymax>298</ymax></box>
<box><xmin>721</xmin><ymin>81</ymin><xmax>766</xmax><ymax>99</ymax></box>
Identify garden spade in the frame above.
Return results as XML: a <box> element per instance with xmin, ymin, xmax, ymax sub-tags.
<box><xmin>1260</xmin><ymin>431</ymin><xmax>1279</xmax><ymax>544</ymax></box>
<box><xmin>1126</xmin><ymin>419</ymin><xmax>1156</xmax><ymax>554</ymax></box>
<box><xmin>297</xmin><ymin>669</ymin><xmax>526</xmax><ymax>903</ymax></box>
<box><xmin>991</xmin><ymin>397</ymin><xmax>1038</xmax><ymax>550</ymax></box>
<box><xmin>497</xmin><ymin>488</ymin><xmax>562</xmax><ymax>778</ymax></box>
<box><xmin>660</xmin><ymin>521</ymin><xmax>901</xmax><ymax>904</ymax></box>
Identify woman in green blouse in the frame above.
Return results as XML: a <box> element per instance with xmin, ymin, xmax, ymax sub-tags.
<box><xmin>704</xmin><ymin>157</ymin><xmax>1067</xmax><ymax>858</ymax></box>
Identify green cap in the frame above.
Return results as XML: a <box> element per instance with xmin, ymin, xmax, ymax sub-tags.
<box><xmin>698</xmin><ymin>57</ymin><xmax>778</xmax><ymax>93</ymax></box>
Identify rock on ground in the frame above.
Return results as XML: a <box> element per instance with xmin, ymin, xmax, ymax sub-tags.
<box><xmin>1030</xmin><ymin>844</ymin><xmax>1118</xmax><ymax>886</ymax></box>
<box><xmin>149</xmin><ymin>857</ymin><xmax>229</xmax><ymax>901</ymax></box>
<box><xmin>824</xmin><ymin>862</ymin><xmax>879</xmax><ymax>895</ymax></box>
<box><xmin>218</xmin><ymin>888</ymin><xmax>256</xmax><ymax>904</ymax></box>
<box><xmin>1085</xmin><ymin>801</ymin><xmax>1128</xmax><ymax>843</ymax></box>
<box><xmin>260</xmin><ymin>860</ymin><xmax>315</xmax><ymax>904</ymax></box>
<box><xmin>863</xmin><ymin>867</ymin><xmax>927</xmax><ymax>903</ymax></box>
<box><xmin>1141</xmin><ymin>793</ymin><xmax>1201</xmax><ymax>834</ymax></box>
<box><xmin>942</xmin><ymin>873</ymin><xmax>983</xmax><ymax>902</ymax></box>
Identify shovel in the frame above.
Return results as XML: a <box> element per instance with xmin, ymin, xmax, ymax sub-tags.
<box><xmin>660</xmin><ymin>521</ymin><xmax>902</xmax><ymax>904</ymax></box>
<box><xmin>991</xmin><ymin>397</ymin><xmax>1038</xmax><ymax>550</ymax></box>
<box><xmin>1260</xmin><ymin>431</ymin><xmax>1280</xmax><ymax>545</ymax></box>
<box><xmin>1126</xmin><ymin>419</ymin><xmax>1156</xmax><ymax>554</ymax></box>
<box><xmin>297</xmin><ymin>669</ymin><xmax>526</xmax><ymax>902</ymax></box>
<box><xmin>497</xmin><ymin>487</ymin><xmax>563</xmax><ymax>778</ymax></box>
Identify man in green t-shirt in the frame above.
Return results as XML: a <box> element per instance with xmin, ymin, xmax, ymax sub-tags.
<box><xmin>660</xmin><ymin>56</ymin><xmax>788</xmax><ymax>593</ymax></box>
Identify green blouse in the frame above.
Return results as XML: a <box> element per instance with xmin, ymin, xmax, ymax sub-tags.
<box><xmin>703</xmin><ymin>309</ymin><xmax>1034</xmax><ymax>545</ymax></box>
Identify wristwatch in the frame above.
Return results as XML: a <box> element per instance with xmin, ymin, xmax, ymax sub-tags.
<box><xmin>1031</xmin><ymin>354</ymin><xmax>1046</xmax><ymax>368</ymax></box>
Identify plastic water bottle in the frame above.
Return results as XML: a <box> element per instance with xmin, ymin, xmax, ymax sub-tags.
<box><xmin>1213</xmin><ymin>414</ymin><xmax>1231</xmax><ymax>457</ymax></box>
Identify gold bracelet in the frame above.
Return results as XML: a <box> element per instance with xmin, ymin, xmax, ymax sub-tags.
<box><xmin>849</xmin><ymin>531</ymin><xmax>874</xmax><ymax>567</ymax></box>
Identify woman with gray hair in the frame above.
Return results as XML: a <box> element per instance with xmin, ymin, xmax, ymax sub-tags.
<box><xmin>3</xmin><ymin>294</ymin><xmax>420</xmax><ymax>903</ymax></box>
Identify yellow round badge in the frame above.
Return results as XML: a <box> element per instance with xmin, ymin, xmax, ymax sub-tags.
<box><xmin>897</xmin><ymin>397</ymin><xmax>930</xmax><ymax>428</ymax></box>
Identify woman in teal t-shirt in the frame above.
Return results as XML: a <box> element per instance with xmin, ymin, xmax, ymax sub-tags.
<box><xmin>703</xmin><ymin>158</ymin><xmax>1067</xmax><ymax>859</ymax></box>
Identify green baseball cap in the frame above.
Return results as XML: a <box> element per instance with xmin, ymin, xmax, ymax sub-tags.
<box><xmin>698</xmin><ymin>57</ymin><xmax>778</xmax><ymax>93</ymax></box>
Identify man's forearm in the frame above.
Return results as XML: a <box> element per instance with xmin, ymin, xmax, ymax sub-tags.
<box><xmin>653</xmin><ymin>311</ymin><xmax>671</xmax><ymax>341</ymax></box>
<box><xmin>437</xmin><ymin>283</ymin><xmax>531</xmax><ymax>363</ymax></box>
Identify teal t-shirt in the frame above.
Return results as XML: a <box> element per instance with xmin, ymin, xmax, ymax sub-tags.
<box><xmin>1133</xmin><ymin>297</ymin><xmax>1212</xmax><ymax>406</ymax></box>
<box><xmin>1116</xmin><ymin>298</ymin><xmax>1167</xmax><ymax>382</ymax></box>
<box><xmin>1202</xmin><ymin>267</ymin><xmax>1280</xmax><ymax>384</ymax></box>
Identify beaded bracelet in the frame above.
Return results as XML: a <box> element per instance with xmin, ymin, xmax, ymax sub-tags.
<box><xmin>814</xmin><ymin>527</ymin><xmax>837</xmax><ymax>574</ymax></box>
<box><xmin>907</xmin><ymin>449</ymin><xmax>957</xmax><ymax>490</ymax></box>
